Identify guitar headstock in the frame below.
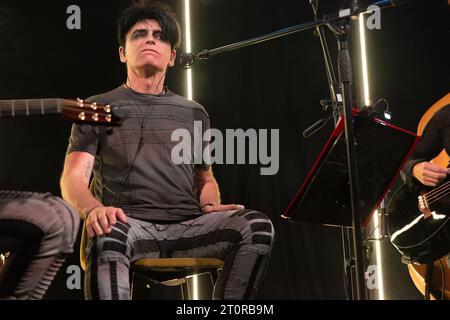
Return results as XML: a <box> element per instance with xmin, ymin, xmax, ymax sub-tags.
<box><xmin>60</xmin><ymin>98</ymin><xmax>122</xmax><ymax>126</ymax></box>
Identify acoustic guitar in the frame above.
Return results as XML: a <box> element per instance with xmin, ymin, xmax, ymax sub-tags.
<box><xmin>388</xmin><ymin>94</ymin><xmax>450</xmax><ymax>299</ymax></box>
<box><xmin>0</xmin><ymin>98</ymin><xmax>121</xmax><ymax>273</ymax></box>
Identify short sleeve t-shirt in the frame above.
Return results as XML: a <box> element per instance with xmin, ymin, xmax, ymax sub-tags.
<box><xmin>66</xmin><ymin>86</ymin><xmax>211</xmax><ymax>222</ymax></box>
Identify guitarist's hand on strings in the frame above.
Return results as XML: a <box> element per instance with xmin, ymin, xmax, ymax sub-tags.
<box><xmin>412</xmin><ymin>161</ymin><xmax>450</xmax><ymax>187</ymax></box>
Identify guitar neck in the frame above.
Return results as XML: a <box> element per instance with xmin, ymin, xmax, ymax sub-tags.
<box><xmin>0</xmin><ymin>98</ymin><xmax>65</xmax><ymax>117</ymax></box>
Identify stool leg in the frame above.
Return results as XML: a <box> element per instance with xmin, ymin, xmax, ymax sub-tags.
<box><xmin>129</xmin><ymin>271</ymin><xmax>135</xmax><ymax>300</ymax></box>
<box><xmin>180</xmin><ymin>284</ymin><xmax>185</xmax><ymax>300</ymax></box>
<box><xmin>181</xmin><ymin>279</ymin><xmax>190</xmax><ymax>300</ymax></box>
<box><xmin>207</xmin><ymin>269</ymin><xmax>219</xmax><ymax>300</ymax></box>
<box><xmin>209</xmin><ymin>269</ymin><xmax>219</xmax><ymax>286</ymax></box>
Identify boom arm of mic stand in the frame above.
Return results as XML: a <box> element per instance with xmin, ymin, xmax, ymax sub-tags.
<box><xmin>372</xmin><ymin>0</ymin><xmax>418</xmax><ymax>9</ymax></box>
<box><xmin>196</xmin><ymin>20</ymin><xmax>319</xmax><ymax>61</ymax></box>
<box><xmin>184</xmin><ymin>0</ymin><xmax>423</xmax><ymax>67</ymax></box>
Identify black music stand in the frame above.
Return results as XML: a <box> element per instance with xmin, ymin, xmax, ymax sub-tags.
<box><xmin>282</xmin><ymin>111</ymin><xmax>419</xmax><ymax>227</ymax></box>
<box><xmin>282</xmin><ymin>110</ymin><xmax>419</xmax><ymax>299</ymax></box>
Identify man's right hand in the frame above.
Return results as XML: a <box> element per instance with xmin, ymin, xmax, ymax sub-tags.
<box><xmin>85</xmin><ymin>206</ymin><xmax>127</xmax><ymax>238</ymax></box>
<box><xmin>412</xmin><ymin>161</ymin><xmax>450</xmax><ymax>187</ymax></box>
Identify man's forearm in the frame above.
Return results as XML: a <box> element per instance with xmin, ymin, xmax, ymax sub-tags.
<box><xmin>198</xmin><ymin>180</ymin><xmax>221</xmax><ymax>207</ymax></box>
<box><xmin>61</xmin><ymin>177</ymin><xmax>103</xmax><ymax>219</ymax></box>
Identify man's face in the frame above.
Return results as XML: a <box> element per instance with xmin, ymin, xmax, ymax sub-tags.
<box><xmin>119</xmin><ymin>19</ymin><xmax>176</xmax><ymax>72</ymax></box>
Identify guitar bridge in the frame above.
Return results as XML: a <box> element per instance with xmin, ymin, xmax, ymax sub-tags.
<box><xmin>418</xmin><ymin>192</ymin><xmax>432</xmax><ymax>219</ymax></box>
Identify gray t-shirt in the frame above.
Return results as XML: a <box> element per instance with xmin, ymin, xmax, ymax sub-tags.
<box><xmin>66</xmin><ymin>86</ymin><xmax>210</xmax><ymax>222</ymax></box>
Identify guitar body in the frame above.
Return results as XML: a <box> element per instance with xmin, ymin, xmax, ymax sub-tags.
<box><xmin>407</xmin><ymin>256</ymin><xmax>450</xmax><ymax>300</ymax></box>
<box><xmin>388</xmin><ymin>179</ymin><xmax>450</xmax><ymax>264</ymax></box>
<box><xmin>390</xmin><ymin>93</ymin><xmax>450</xmax><ymax>299</ymax></box>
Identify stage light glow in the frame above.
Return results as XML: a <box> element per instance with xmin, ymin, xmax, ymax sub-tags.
<box><xmin>184</xmin><ymin>0</ymin><xmax>198</xmax><ymax>299</ymax></box>
<box><xmin>360</xmin><ymin>13</ymin><xmax>384</xmax><ymax>300</ymax></box>
<box><xmin>373</xmin><ymin>210</ymin><xmax>385</xmax><ymax>300</ymax></box>
<box><xmin>359</xmin><ymin>14</ymin><xmax>371</xmax><ymax>107</ymax></box>
<box><xmin>185</xmin><ymin>0</ymin><xmax>193</xmax><ymax>101</ymax></box>
<box><xmin>384</xmin><ymin>111</ymin><xmax>392</xmax><ymax>120</ymax></box>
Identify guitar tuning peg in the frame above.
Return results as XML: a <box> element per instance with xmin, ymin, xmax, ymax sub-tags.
<box><xmin>77</xmin><ymin>98</ymin><xmax>84</xmax><ymax>108</ymax></box>
<box><xmin>91</xmin><ymin>102</ymin><xmax>98</xmax><ymax>110</ymax></box>
<box><xmin>92</xmin><ymin>113</ymin><xmax>99</xmax><ymax>122</ymax></box>
<box><xmin>78</xmin><ymin>112</ymin><xmax>86</xmax><ymax>121</ymax></box>
<box><xmin>105</xmin><ymin>104</ymin><xmax>111</xmax><ymax>113</ymax></box>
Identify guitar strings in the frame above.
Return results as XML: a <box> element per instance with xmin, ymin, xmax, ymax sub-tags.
<box><xmin>0</xmin><ymin>100</ymin><xmax>113</xmax><ymax>119</ymax></box>
<box><xmin>0</xmin><ymin>99</ymin><xmax>108</xmax><ymax>110</ymax></box>
<box><xmin>0</xmin><ymin>100</ymin><xmax>100</xmax><ymax>108</ymax></box>
<box><xmin>427</xmin><ymin>189</ymin><xmax>450</xmax><ymax>205</ymax></box>
<box><xmin>0</xmin><ymin>99</ymin><xmax>59</xmax><ymax>108</ymax></box>
<box><xmin>426</xmin><ymin>184</ymin><xmax>449</xmax><ymax>202</ymax></box>
<box><xmin>424</xmin><ymin>180</ymin><xmax>450</xmax><ymax>198</ymax></box>
<box><xmin>0</xmin><ymin>106</ymin><xmax>113</xmax><ymax>120</ymax></box>
<box><xmin>426</xmin><ymin>187</ymin><xmax>450</xmax><ymax>205</ymax></box>
<box><xmin>427</xmin><ymin>185</ymin><xmax>450</xmax><ymax>200</ymax></box>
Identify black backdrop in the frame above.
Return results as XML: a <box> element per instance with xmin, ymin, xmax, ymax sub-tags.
<box><xmin>0</xmin><ymin>0</ymin><xmax>448</xmax><ymax>299</ymax></box>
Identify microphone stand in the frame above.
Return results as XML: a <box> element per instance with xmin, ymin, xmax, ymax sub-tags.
<box><xmin>182</xmin><ymin>0</ymin><xmax>423</xmax><ymax>300</ymax></box>
<box><xmin>303</xmin><ymin>0</ymin><xmax>341</xmax><ymax>139</ymax></box>
<box><xmin>309</xmin><ymin>0</ymin><xmax>358</xmax><ymax>300</ymax></box>
<box><xmin>333</xmin><ymin>16</ymin><xmax>367</xmax><ymax>300</ymax></box>
<box><xmin>309</xmin><ymin>0</ymin><xmax>342</xmax><ymax>126</ymax></box>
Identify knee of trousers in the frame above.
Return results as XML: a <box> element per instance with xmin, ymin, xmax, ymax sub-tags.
<box><xmin>86</xmin><ymin>222</ymin><xmax>130</xmax><ymax>262</ymax></box>
<box><xmin>2</xmin><ymin>194</ymin><xmax>80</xmax><ymax>255</ymax></box>
<box><xmin>38</xmin><ymin>196</ymin><xmax>80</xmax><ymax>254</ymax></box>
<box><xmin>233</xmin><ymin>209</ymin><xmax>276</xmax><ymax>253</ymax></box>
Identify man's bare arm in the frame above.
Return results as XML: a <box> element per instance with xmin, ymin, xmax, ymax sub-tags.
<box><xmin>61</xmin><ymin>152</ymin><xmax>102</xmax><ymax>219</ymax></box>
<box><xmin>194</xmin><ymin>167</ymin><xmax>244</xmax><ymax>213</ymax></box>
<box><xmin>60</xmin><ymin>151</ymin><xmax>127</xmax><ymax>237</ymax></box>
<box><xmin>194</xmin><ymin>166</ymin><xmax>221</xmax><ymax>207</ymax></box>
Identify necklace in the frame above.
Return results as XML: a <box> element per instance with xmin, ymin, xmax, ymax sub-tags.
<box><xmin>123</xmin><ymin>82</ymin><xmax>166</xmax><ymax>96</ymax></box>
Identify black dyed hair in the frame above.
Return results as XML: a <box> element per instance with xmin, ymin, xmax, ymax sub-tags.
<box><xmin>117</xmin><ymin>1</ymin><xmax>181</xmax><ymax>49</ymax></box>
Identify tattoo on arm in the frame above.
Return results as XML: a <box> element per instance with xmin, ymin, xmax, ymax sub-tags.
<box><xmin>83</xmin><ymin>159</ymin><xmax>93</xmax><ymax>180</ymax></box>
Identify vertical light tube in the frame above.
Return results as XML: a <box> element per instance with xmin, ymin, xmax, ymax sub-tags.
<box><xmin>359</xmin><ymin>14</ymin><xmax>371</xmax><ymax>107</ymax></box>
<box><xmin>373</xmin><ymin>210</ymin><xmax>385</xmax><ymax>300</ymax></box>
<box><xmin>184</xmin><ymin>0</ymin><xmax>198</xmax><ymax>300</ymax></box>
<box><xmin>359</xmin><ymin>13</ymin><xmax>384</xmax><ymax>300</ymax></box>
<box><xmin>185</xmin><ymin>0</ymin><xmax>193</xmax><ymax>101</ymax></box>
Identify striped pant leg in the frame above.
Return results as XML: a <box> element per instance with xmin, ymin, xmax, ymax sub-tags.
<box><xmin>84</xmin><ymin>217</ymin><xmax>160</xmax><ymax>300</ymax></box>
<box><xmin>0</xmin><ymin>191</ymin><xmax>80</xmax><ymax>300</ymax></box>
<box><xmin>84</xmin><ymin>211</ymin><xmax>275</xmax><ymax>300</ymax></box>
<box><xmin>169</xmin><ymin>209</ymin><xmax>276</xmax><ymax>300</ymax></box>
